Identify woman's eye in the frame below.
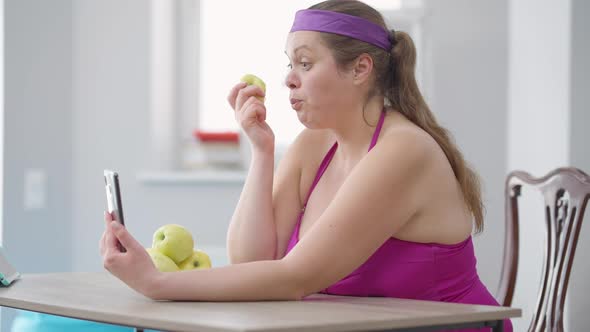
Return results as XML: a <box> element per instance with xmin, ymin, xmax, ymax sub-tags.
<box><xmin>285</xmin><ymin>62</ymin><xmax>310</xmax><ymax>70</ymax></box>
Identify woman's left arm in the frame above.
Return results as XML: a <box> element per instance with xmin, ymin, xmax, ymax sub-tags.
<box><xmin>101</xmin><ymin>131</ymin><xmax>431</xmax><ymax>301</ymax></box>
<box><xmin>101</xmin><ymin>218</ymin><xmax>302</xmax><ymax>301</ymax></box>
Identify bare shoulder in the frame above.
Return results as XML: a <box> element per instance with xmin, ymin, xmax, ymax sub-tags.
<box><xmin>372</xmin><ymin>111</ymin><xmax>473</xmax><ymax>242</ymax></box>
<box><xmin>359</xmin><ymin>111</ymin><xmax>457</xmax><ymax>210</ymax></box>
<box><xmin>277</xmin><ymin>128</ymin><xmax>332</xmax><ymax>170</ymax></box>
<box><xmin>373</xmin><ymin>112</ymin><xmax>440</xmax><ymax>169</ymax></box>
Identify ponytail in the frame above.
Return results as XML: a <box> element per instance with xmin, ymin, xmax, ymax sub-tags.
<box><xmin>388</xmin><ymin>31</ymin><xmax>485</xmax><ymax>233</ymax></box>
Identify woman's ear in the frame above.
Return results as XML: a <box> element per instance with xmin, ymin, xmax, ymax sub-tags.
<box><xmin>352</xmin><ymin>53</ymin><xmax>373</xmax><ymax>85</ymax></box>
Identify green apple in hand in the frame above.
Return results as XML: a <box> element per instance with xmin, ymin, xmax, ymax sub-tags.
<box><xmin>146</xmin><ymin>248</ymin><xmax>179</xmax><ymax>272</ymax></box>
<box><xmin>178</xmin><ymin>249</ymin><xmax>212</xmax><ymax>270</ymax></box>
<box><xmin>152</xmin><ymin>224</ymin><xmax>194</xmax><ymax>264</ymax></box>
<box><xmin>240</xmin><ymin>74</ymin><xmax>266</xmax><ymax>102</ymax></box>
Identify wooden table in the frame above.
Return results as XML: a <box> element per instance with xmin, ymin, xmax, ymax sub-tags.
<box><xmin>0</xmin><ymin>272</ymin><xmax>520</xmax><ymax>332</ymax></box>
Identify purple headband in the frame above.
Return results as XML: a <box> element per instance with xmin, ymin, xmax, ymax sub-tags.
<box><xmin>290</xmin><ymin>9</ymin><xmax>392</xmax><ymax>51</ymax></box>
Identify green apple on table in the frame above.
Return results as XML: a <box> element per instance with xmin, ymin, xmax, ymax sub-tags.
<box><xmin>146</xmin><ymin>248</ymin><xmax>179</xmax><ymax>272</ymax></box>
<box><xmin>146</xmin><ymin>224</ymin><xmax>213</xmax><ymax>273</ymax></box>
<box><xmin>152</xmin><ymin>224</ymin><xmax>194</xmax><ymax>264</ymax></box>
<box><xmin>178</xmin><ymin>249</ymin><xmax>212</xmax><ymax>270</ymax></box>
<box><xmin>240</xmin><ymin>74</ymin><xmax>266</xmax><ymax>102</ymax></box>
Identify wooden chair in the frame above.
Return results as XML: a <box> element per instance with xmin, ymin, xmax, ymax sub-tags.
<box><xmin>496</xmin><ymin>167</ymin><xmax>590</xmax><ymax>331</ymax></box>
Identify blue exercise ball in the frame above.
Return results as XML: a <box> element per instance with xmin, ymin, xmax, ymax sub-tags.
<box><xmin>11</xmin><ymin>311</ymin><xmax>160</xmax><ymax>332</ymax></box>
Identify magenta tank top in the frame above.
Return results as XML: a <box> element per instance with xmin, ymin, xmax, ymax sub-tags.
<box><xmin>284</xmin><ymin>110</ymin><xmax>512</xmax><ymax>332</ymax></box>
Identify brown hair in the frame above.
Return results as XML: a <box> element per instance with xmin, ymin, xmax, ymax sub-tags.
<box><xmin>309</xmin><ymin>0</ymin><xmax>484</xmax><ymax>233</ymax></box>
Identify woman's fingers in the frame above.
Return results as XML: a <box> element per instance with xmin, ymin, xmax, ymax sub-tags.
<box><xmin>235</xmin><ymin>85</ymin><xmax>265</xmax><ymax>112</ymax></box>
<box><xmin>227</xmin><ymin>82</ymin><xmax>248</xmax><ymax>110</ymax></box>
<box><xmin>104</xmin><ymin>211</ymin><xmax>113</xmax><ymax>224</ymax></box>
<box><xmin>244</xmin><ymin>102</ymin><xmax>266</xmax><ymax>124</ymax></box>
<box><xmin>237</xmin><ymin>96</ymin><xmax>257</xmax><ymax>119</ymax></box>
<box><xmin>238</xmin><ymin>97</ymin><xmax>266</xmax><ymax>127</ymax></box>
<box><xmin>255</xmin><ymin>101</ymin><xmax>267</xmax><ymax>121</ymax></box>
<box><xmin>109</xmin><ymin>222</ymin><xmax>143</xmax><ymax>253</ymax></box>
<box><xmin>104</xmin><ymin>225</ymin><xmax>121</xmax><ymax>253</ymax></box>
<box><xmin>99</xmin><ymin>230</ymin><xmax>107</xmax><ymax>256</ymax></box>
<box><xmin>100</xmin><ymin>211</ymin><xmax>113</xmax><ymax>256</ymax></box>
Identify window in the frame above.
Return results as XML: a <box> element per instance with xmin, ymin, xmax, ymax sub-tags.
<box><xmin>199</xmin><ymin>0</ymin><xmax>318</xmax><ymax>147</ymax></box>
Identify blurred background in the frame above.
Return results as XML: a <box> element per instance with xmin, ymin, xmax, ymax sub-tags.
<box><xmin>1</xmin><ymin>0</ymin><xmax>589</xmax><ymax>331</ymax></box>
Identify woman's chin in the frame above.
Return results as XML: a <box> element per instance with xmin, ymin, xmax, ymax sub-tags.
<box><xmin>296</xmin><ymin>112</ymin><xmax>311</xmax><ymax>127</ymax></box>
<box><xmin>297</xmin><ymin>118</ymin><xmax>320</xmax><ymax>130</ymax></box>
<box><xmin>296</xmin><ymin>109</ymin><xmax>323</xmax><ymax>129</ymax></box>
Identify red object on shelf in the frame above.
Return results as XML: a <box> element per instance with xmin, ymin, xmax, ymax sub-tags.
<box><xmin>193</xmin><ymin>130</ymin><xmax>240</xmax><ymax>143</ymax></box>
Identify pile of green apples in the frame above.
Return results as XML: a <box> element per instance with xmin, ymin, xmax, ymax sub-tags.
<box><xmin>146</xmin><ymin>224</ymin><xmax>211</xmax><ymax>272</ymax></box>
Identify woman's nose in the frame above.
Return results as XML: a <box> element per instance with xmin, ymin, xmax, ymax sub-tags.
<box><xmin>284</xmin><ymin>71</ymin><xmax>299</xmax><ymax>89</ymax></box>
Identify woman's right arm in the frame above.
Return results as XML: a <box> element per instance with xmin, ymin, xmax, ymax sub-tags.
<box><xmin>225</xmin><ymin>82</ymin><xmax>303</xmax><ymax>264</ymax></box>
<box><xmin>226</xmin><ymin>146</ymin><xmax>277</xmax><ymax>263</ymax></box>
<box><xmin>226</xmin><ymin>137</ymin><xmax>305</xmax><ymax>263</ymax></box>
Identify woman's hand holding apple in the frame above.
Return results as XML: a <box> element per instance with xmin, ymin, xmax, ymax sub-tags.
<box><xmin>227</xmin><ymin>74</ymin><xmax>275</xmax><ymax>155</ymax></box>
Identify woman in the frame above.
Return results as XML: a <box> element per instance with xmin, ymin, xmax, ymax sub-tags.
<box><xmin>100</xmin><ymin>1</ymin><xmax>512</xmax><ymax>331</ymax></box>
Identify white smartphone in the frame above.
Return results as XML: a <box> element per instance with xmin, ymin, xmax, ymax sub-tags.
<box><xmin>0</xmin><ymin>247</ymin><xmax>20</xmax><ymax>286</ymax></box>
<box><xmin>104</xmin><ymin>169</ymin><xmax>125</xmax><ymax>225</ymax></box>
<box><xmin>104</xmin><ymin>170</ymin><xmax>126</xmax><ymax>252</ymax></box>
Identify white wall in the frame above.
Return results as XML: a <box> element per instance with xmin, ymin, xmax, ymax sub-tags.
<box><xmin>0</xmin><ymin>0</ymin><xmax>4</xmax><ymax>329</ymax></box>
<box><xmin>424</xmin><ymin>0</ymin><xmax>508</xmax><ymax>292</ymax></box>
<box><xmin>570</xmin><ymin>0</ymin><xmax>590</xmax><ymax>173</ymax></box>
<box><xmin>2</xmin><ymin>0</ymin><xmax>73</xmax><ymax>330</ymax></box>
<box><xmin>565</xmin><ymin>0</ymin><xmax>590</xmax><ymax>330</ymax></box>
<box><xmin>0</xmin><ymin>0</ymin><xmax>5</xmax><ymax>247</ymax></box>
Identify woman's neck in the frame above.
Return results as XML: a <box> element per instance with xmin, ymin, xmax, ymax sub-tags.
<box><xmin>329</xmin><ymin>97</ymin><xmax>385</xmax><ymax>170</ymax></box>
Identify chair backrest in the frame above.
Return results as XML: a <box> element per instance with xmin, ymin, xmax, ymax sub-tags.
<box><xmin>497</xmin><ymin>167</ymin><xmax>590</xmax><ymax>332</ymax></box>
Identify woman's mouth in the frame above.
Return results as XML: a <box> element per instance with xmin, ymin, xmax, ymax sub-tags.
<box><xmin>290</xmin><ymin>98</ymin><xmax>303</xmax><ymax>111</ymax></box>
